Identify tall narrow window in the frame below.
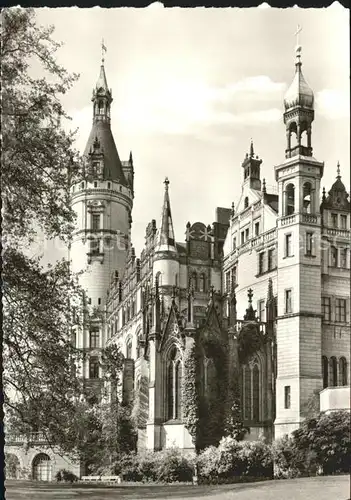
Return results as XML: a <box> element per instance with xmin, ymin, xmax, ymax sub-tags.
<box><xmin>233</xmin><ymin>237</ymin><xmax>237</xmax><ymax>250</ymax></box>
<box><xmin>89</xmin><ymin>328</ymin><xmax>99</xmax><ymax>348</ymax></box>
<box><xmin>241</xmin><ymin>231</ymin><xmax>245</xmax><ymax>245</ymax></box>
<box><xmin>340</xmin><ymin>215</ymin><xmax>347</xmax><ymax>229</ymax></box>
<box><xmin>341</xmin><ymin>248</ymin><xmax>348</xmax><ymax>269</ymax></box>
<box><xmin>167</xmin><ymin>347</ymin><xmax>182</xmax><ymax>420</ymax></box>
<box><xmin>335</xmin><ymin>298</ymin><xmax>346</xmax><ymax>322</ymax></box>
<box><xmin>244</xmin><ymin>196</ymin><xmax>249</xmax><ymax>209</ymax></box>
<box><xmin>199</xmin><ymin>274</ymin><xmax>206</xmax><ymax>292</ymax></box>
<box><xmin>268</xmin><ymin>248</ymin><xmax>276</xmax><ymax>270</ymax></box>
<box><xmin>126</xmin><ymin>338</ymin><xmax>132</xmax><ymax>359</ymax></box>
<box><xmin>258</xmin><ymin>252</ymin><xmax>264</xmax><ymax>274</ymax></box>
<box><xmin>245</xmin><ymin>228</ymin><xmax>249</xmax><ymax>241</ymax></box>
<box><xmin>284</xmin><ymin>386</ymin><xmax>291</xmax><ymax>409</ymax></box>
<box><xmin>322</xmin><ymin>297</ymin><xmax>331</xmax><ymax>322</ymax></box>
<box><xmin>339</xmin><ymin>357</ymin><xmax>348</xmax><ymax>386</ymax></box>
<box><xmin>330</xmin><ymin>246</ymin><xmax>338</xmax><ymax>267</ymax></box>
<box><xmin>231</xmin><ymin>266</ymin><xmax>237</xmax><ymax>289</ymax></box>
<box><xmin>331</xmin><ymin>213</ymin><xmax>338</xmax><ymax>228</ymax></box>
<box><xmin>285</xmin><ymin>184</ymin><xmax>295</xmax><ymax>215</ymax></box>
<box><xmin>243</xmin><ymin>364</ymin><xmax>251</xmax><ymax>421</ymax></box>
<box><xmin>285</xmin><ymin>289</ymin><xmax>292</xmax><ymax>314</ymax></box>
<box><xmin>192</xmin><ymin>272</ymin><xmax>198</xmax><ymax>291</ymax></box>
<box><xmin>322</xmin><ymin>356</ymin><xmax>329</xmax><ymax>388</ymax></box>
<box><xmin>285</xmin><ymin>234</ymin><xmax>292</xmax><ymax>257</ymax></box>
<box><xmin>89</xmin><ymin>356</ymin><xmax>99</xmax><ymax>379</ymax></box>
<box><xmin>252</xmin><ymin>364</ymin><xmax>260</xmax><ymax>421</ymax></box>
<box><xmin>91</xmin><ymin>214</ymin><xmax>100</xmax><ymax>231</ymax></box>
<box><xmin>258</xmin><ymin>300</ymin><xmax>265</xmax><ymax>322</ymax></box>
<box><xmin>302</xmin><ymin>182</ymin><xmax>312</xmax><ymax>214</ymax></box>
<box><xmin>254</xmin><ymin>222</ymin><xmax>260</xmax><ymax>236</ymax></box>
<box><xmin>306</xmin><ymin>232</ymin><xmax>313</xmax><ymax>255</ymax></box>
<box><xmin>330</xmin><ymin>357</ymin><xmax>338</xmax><ymax>386</ymax></box>
<box><xmin>225</xmin><ymin>271</ymin><xmax>230</xmax><ymax>293</ymax></box>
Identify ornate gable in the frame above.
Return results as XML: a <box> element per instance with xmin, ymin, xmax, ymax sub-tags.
<box><xmin>158</xmin><ymin>300</ymin><xmax>184</xmax><ymax>352</ymax></box>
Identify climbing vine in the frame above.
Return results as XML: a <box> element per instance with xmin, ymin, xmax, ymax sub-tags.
<box><xmin>182</xmin><ymin>341</ymin><xmax>200</xmax><ymax>451</ymax></box>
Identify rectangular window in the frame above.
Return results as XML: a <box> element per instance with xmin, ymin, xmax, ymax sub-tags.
<box><xmin>306</xmin><ymin>232</ymin><xmax>313</xmax><ymax>255</ymax></box>
<box><xmin>231</xmin><ymin>266</ymin><xmax>237</xmax><ymax>288</ymax></box>
<box><xmin>284</xmin><ymin>386</ymin><xmax>291</xmax><ymax>409</ymax></box>
<box><xmin>89</xmin><ymin>329</ymin><xmax>99</xmax><ymax>348</ymax></box>
<box><xmin>285</xmin><ymin>289</ymin><xmax>292</xmax><ymax>314</ymax></box>
<box><xmin>245</xmin><ymin>228</ymin><xmax>249</xmax><ymax>241</ymax></box>
<box><xmin>258</xmin><ymin>252</ymin><xmax>264</xmax><ymax>274</ymax></box>
<box><xmin>322</xmin><ymin>297</ymin><xmax>331</xmax><ymax>322</ymax></box>
<box><xmin>241</xmin><ymin>231</ymin><xmax>245</xmax><ymax>245</ymax></box>
<box><xmin>233</xmin><ymin>237</ymin><xmax>237</xmax><ymax>250</ymax></box>
<box><xmin>340</xmin><ymin>215</ymin><xmax>347</xmax><ymax>229</ymax></box>
<box><xmin>91</xmin><ymin>214</ymin><xmax>100</xmax><ymax>231</ymax></box>
<box><xmin>268</xmin><ymin>248</ymin><xmax>276</xmax><ymax>270</ymax></box>
<box><xmin>285</xmin><ymin>234</ymin><xmax>292</xmax><ymax>257</ymax></box>
<box><xmin>335</xmin><ymin>298</ymin><xmax>346</xmax><ymax>322</ymax></box>
<box><xmin>225</xmin><ymin>271</ymin><xmax>231</xmax><ymax>293</ymax></box>
<box><xmin>89</xmin><ymin>356</ymin><xmax>99</xmax><ymax>379</ymax></box>
<box><xmin>341</xmin><ymin>248</ymin><xmax>348</xmax><ymax>269</ymax></box>
<box><xmin>89</xmin><ymin>238</ymin><xmax>100</xmax><ymax>255</ymax></box>
<box><xmin>254</xmin><ymin>222</ymin><xmax>260</xmax><ymax>236</ymax></box>
<box><xmin>331</xmin><ymin>213</ymin><xmax>338</xmax><ymax>228</ymax></box>
<box><xmin>258</xmin><ymin>300</ymin><xmax>265</xmax><ymax>322</ymax></box>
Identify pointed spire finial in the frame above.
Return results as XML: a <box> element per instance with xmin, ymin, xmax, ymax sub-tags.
<box><xmin>336</xmin><ymin>161</ymin><xmax>341</xmax><ymax>178</ymax></box>
<box><xmin>250</xmin><ymin>139</ymin><xmax>254</xmax><ymax>158</ymax></box>
<box><xmin>294</xmin><ymin>25</ymin><xmax>302</xmax><ymax>66</ymax></box>
<box><xmin>164</xmin><ymin>177</ymin><xmax>170</xmax><ymax>191</ymax></box>
<box><xmin>129</xmin><ymin>151</ymin><xmax>133</xmax><ymax>165</ymax></box>
<box><xmin>231</xmin><ymin>201</ymin><xmax>235</xmax><ymax>217</ymax></box>
<box><xmin>262</xmin><ymin>178</ymin><xmax>267</xmax><ymax>194</ymax></box>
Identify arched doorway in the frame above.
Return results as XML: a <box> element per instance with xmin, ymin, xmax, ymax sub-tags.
<box><xmin>5</xmin><ymin>453</ymin><xmax>20</xmax><ymax>479</ymax></box>
<box><xmin>32</xmin><ymin>453</ymin><xmax>52</xmax><ymax>481</ymax></box>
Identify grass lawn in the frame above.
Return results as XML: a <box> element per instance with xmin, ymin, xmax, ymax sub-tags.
<box><xmin>4</xmin><ymin>476</ymin><xmax>350</xmax><ymax>500</ymax></box>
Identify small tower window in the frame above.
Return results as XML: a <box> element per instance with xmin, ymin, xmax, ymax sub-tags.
<box><xmin>244</xmin><ymin>196</ymin><xmax>249</xmax><ymax>209</ymax></box>
<box><xmin>126</xmin><ymin>338</ymin><xmax>132</xmax><ymax>359</ymax></box>
<box><xmin>285</xmin><ymin>183</ymin><xmax>295</xmax><ymax>215</ymax></box>
<box><xmin>302</xmin><ymin>182</ymin><xmax>312</xmax><ymax>214</ymax></box>
<box><xmin>330</xmin><ymin>246</ymin><xmax>338</xmax><ymax>267</ymax></box>
<box><xmin>254</xmin><ymin>222</ymin><xmax>260</xmax><ymax>236</ymax></box>
<box><xmin>81</xmin><ymin>182</ymin><xmax>85</xmax><ymax>190</ymax></box>
<box><xmin>91</xmin><ymin>214</ymin><xmax>100</xmax><ymax>231</ymax></box>
<box><xmin>94</xmin><ymin>181</ymin><xmax>97</xmax><ymax>188</ymax></box>
<box><xmin>107</xmin><ymin>182</ymin><xmax>111</xmax><ymax>189</ymax></box>
<box><xmin>329</xmin><ymin>357</ymin><xmax>338</xmax><ymax>387</ymax></box>
<box><xmin>284</xmin><ymin>386</ymin><xmax>291</xmax><ymax>409</ymax></box>
<box><xmin>98</xmin><ymin>100</ymin><xmax>104</xmax><ymax>114</ymax></box>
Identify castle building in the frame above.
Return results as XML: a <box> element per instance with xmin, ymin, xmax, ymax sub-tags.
<box><xmin>69</xmin><ymin>41</ymin><xmax>350</xmax><ymax>451</ymax></box>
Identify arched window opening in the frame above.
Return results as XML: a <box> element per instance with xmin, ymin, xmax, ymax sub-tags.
<box><xmin>289</xmin><ymin>122</ymin><xmax>298</xmax><ymax>149</ymax></box>
<box><xmin>126</xmin><ymin>338</ymin><xmax>132</xmax><ymax>359</ymax></box>
<box><xmin>89</xmin><ymin>356</ymin><xmax>99</xmax><ymax>379</ymax></box>
<box><xmin>339</xmin><ymin>357</ymin><xmax>348</xmax><ymax>386</ymax></box>
<box><xmin>136</xmin><ymin>330</ymin><xmax>143</xmax><ymax>358</ymax></box>
<box><xmin>322</xmin><ymin>356</ymin><xmax>329</xmax><ymax>388</ymax></box>
<box><xmin>199</xmin><ymin>273</ymin><xmax>206</xmax><ymax>292</ymax></box>
<box><xmin>244</xmin><ymin>196</ymin><xmax>249</xmax><ymax>209</ymax></box>
<box><xmin>122</xmin><ymin>308</ymin><xmax>126</xmax><ymax>326</ymax></box>
<box><xmin>32</xmin><ymin>453</ymin><xmax>52</xmax><ymax>481</ymax></box>
<box><xmin>330</xmin><ymin>356</ymin><xmax>338</xmax><ymax>387</ymax></box>
<box><xmin>252</xmin><ymin>364</ymin><xmax>260</xmax><ymax>422</ymax></box>
<box><xmin>243</xmin><ymin>364</ymin><xmax>251</xmax><ymax>421</ymax></box>
<box><xmin>98</xmin><ymin>100</ymin><xmax>104</xmax><ymax>114</ymax></box>
<box><xmin>285</xmin><ymin>184</ymin><xmax>295</xmax><ymax>215</ymax></box>
<box><xmin>167</xmin><ymin>347</ymin><xmax>182</xmax><ymax>420</ymax></box>
<box><xmin>302</xmin><ymin>182</ymin><xmax>312</xmax><ymax>214</ymax></box>
<box><xmin>5</xmin><ymin>453</ymin><xmax>20</xmax><ymax>479</ymax></box>
<box><xmin>191</xmin><ymin>272</ymin><xmax>198</xmax><ymax>291</ymax></box>
<box><xmin>330</xmin><ymin>246</ymin><xmax>338</xmax><ymax>268</ymax></box>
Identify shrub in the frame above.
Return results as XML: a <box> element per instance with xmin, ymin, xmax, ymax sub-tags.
<box><xmin>55</xmin><ymin>469</ymin><xmax>78</xmax><ymax>483</ymax></box>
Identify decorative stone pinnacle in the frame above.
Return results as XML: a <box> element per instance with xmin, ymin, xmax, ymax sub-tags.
<box><xmin>262</xmin><ymin>178</ymin><xmax>267</xmax><ymax>194</ymax></box>
<box><xmin>247</xmin><ymin>288</ymin><xmax>253</xmax><ymax>304</ymax></box>
<box><xmin>164</xmin><ymin>177</ymin><xmax>170</xmax><ymax>190</ymax></box>
<box><xmin>250</xmin><ymin>139</ymin><xmax>254</xmax><ymax>158</ymax></box>
<box><xmin>337</xmin><ymin>161</ymin><xmax>341</xmax><ymax>178</ymax></box>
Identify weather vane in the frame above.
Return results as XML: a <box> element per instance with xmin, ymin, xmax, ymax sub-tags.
<box><xmin>294</xmin><ymin>24</ymin><xmax>302</xmax><ymax>46</ymax></box>
<box><xmin>101</xmin><ymin>38</ymin><xmax>107</xmax><ymax>65</ymax></box>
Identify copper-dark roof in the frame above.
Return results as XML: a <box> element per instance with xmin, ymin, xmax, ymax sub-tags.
<box><xmin>84</xmin><ymin>121</ymin><xmax>127</xmax><ymax>184</ymax></box>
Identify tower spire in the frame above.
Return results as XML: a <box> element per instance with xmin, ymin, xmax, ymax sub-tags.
<box><xmin>155</xmin><ymin>178</ymin><xmax>177</xmax><ymax>254</ymax></box>
<box><xmin>250</xmin><ymin>139</ymin><xmax>254</xmax><ymax>158</ymax></box>
<box><xmin>336</xmin><ymin>161</ymin><xmax>341</xmax><ymax>179</ymax></box>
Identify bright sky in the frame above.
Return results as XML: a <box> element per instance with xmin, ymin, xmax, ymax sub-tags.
<box><xmin>34</xmin><ymin>4</ymin><xmax>349</xmax><ymax>259</ymax></box>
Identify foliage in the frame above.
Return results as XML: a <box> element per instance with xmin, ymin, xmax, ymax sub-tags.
<box><xmin>273</xmin><ymin>411</ymin><xmax>350</xmax><ymax>478</ymax></box>
<box><xmin>5</xmin><ymin>453</ymin><xmax>20</xmax><ymax>479</ymax></box>
<box><xmin>182</xmin><ymin>342</ymin><xmax>200</xmax><ymax>451</ymax></box>
<box><xmin>196</xmin><ymin>437</ymin><xmax>273</xmax><ymax>484</ymax></box>
<box><xmin>120</xmin><ymin>449</ymin><xmax>195</xmax><ymax>483</ymax></box>
<box><xmin>55</xmin><ymin>469</ymin><xmax>79</xmax><ymax>483</ymax></box>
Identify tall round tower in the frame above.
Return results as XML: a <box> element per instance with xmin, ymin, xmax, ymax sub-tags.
<box><xmin>70</xmin><ymin>57</ymin><xmax>133</xmax><ymax>373</ymax></box>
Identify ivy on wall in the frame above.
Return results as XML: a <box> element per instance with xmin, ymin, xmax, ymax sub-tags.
<box><xmin>182</xmin><ymin>342</ymin><xmax>200</xmax><ymax>451</ymax></box>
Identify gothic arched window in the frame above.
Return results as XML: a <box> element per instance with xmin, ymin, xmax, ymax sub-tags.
<box><xmin>339</xmin><ymin>357</ymin><xmax>348</xmax><ymax>386</ymax></box>
<box><xmin>285</xmin><ymin>183</ymin><xmax>295</xmax><ymax>215</ymax></box>
<box><xmin>302</xmin><ymin>182</ymin><xmax>312</xmax><ymax>214</ymax></box>
<box><xmin>126</xmin><ymin>338</ymin><xmax>133</xmax><ymax>359</ymax></box>
<box><xmin>330</xmin><ymin>356</ymin><xmax>338</xmax><ymax>386</ymax></box>
<box><xmin>199</xmin><ymin>273</ymin><xmax>206</xmax><ymax>292</ymax></box>
<box><xmin>322</xmin><ymin>356</ymin><xmax>329</xmax><ymax>389</ymax></box>
<box><xmin>242</xmin><ymin>357</ymin><xmax>261</xmax><ymax>422</ymax></box>
<box><xmin>167</xmin><ymin>347</ymin><xmax>182</xmax><ymax>420</ymax></box>
<box><xmin>330</xmin><ymin>246</ymin><xmax>338</xmax><ymax>268</ymax></box>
